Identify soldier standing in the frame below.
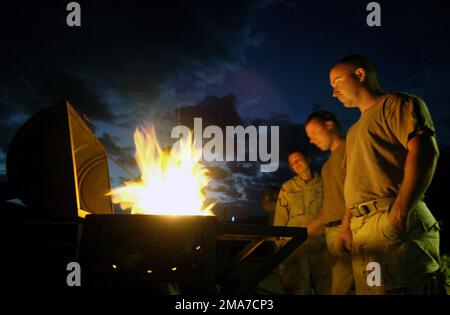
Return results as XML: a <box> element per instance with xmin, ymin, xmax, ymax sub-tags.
<box><xmin>330</xmin><ymin>54</ymin><xmax>445</xmax><ymax>294</ymax></box>
<box><xmin>305</xmin><ymin>110</ymin><xmax>354</xmax><ymax>294</ymax></box>
<box><xmin>274</xmin><ymin>151</ymin><xmax>330</xmax><ymax>294</ymax></box>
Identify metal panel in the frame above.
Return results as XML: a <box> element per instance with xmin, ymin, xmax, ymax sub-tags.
<box><xmin>216</xmin><ymin>223</ymin><xmax>308</xmax><ymax>294</ymax></box>
<box><xmin>80</xmin><ymin>214</ymin><xmax>217</xmax><ymax>294</ymax></box>
<box><xmin>6</xmin><ymin>100</ymin><xmax>113</xmax><ymax>219</ymax></box>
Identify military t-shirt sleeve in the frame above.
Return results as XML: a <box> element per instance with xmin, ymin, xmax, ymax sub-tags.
<box><xmin>385</xmin><ymin>94</ymin><xmax>436</xmax><ymax>148</ymax></box>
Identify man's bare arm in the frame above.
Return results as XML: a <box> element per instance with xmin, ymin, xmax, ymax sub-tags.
<box><xmin>307</xmin><ymin>207</ymin><xmax>325</xmax><ymax>236</ymax></box>
<box><xmin>389</xmin><ymin>133</ymin><xmax>439</xmax><ymax>231</ymax></box>
<box><xmin>338</xmin><ymin>207</ymin><xmax>353</xmax><ymax>252</ymax></box>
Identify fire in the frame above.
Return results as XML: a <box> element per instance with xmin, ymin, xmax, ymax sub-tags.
<box><xmin>109</xmin><ymin>125</ymin><xmax>214</xmax><ymax>216</ymax></box>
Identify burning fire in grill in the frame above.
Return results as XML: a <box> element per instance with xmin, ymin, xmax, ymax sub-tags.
<box><xmin>109</xmin><ymin>126</ymin><xmax>214</xmax><ymax>216</ymax></box>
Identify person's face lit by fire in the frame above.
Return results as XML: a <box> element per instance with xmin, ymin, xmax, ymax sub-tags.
<box><xmin>305</xmin><ymin>118</ymin><xmax>334</xmax><ymax>151</ymax></box>
<box><xmin>288</xmin><ymin>152</ymin><xmax>310</xmax><ymax>176</ymax></box>
<box><xmin>329</xmin><ymin>63</ymin><xmax>365</xmax><ymax>108</ymax></box>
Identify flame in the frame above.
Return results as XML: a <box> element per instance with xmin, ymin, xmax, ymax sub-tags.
<box><xmin>109</xmin><ymin>125</ymin><xmax>214</xmax><ymax>216</ymax></box>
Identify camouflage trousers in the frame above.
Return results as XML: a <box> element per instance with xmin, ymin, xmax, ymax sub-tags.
<box><xmin>279</xmin><ymin>231</ymin><xmax>331</xmax><ymax>295</ymax></box>
<box><xmin>350</xmin><ymin>201</ymin><xmax>445</xmax><ymax>295</ymax></box>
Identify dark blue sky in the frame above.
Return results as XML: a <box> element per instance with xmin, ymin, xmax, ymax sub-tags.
<box><xmin>1</xmin><ymin>0</ymin><xmax>449</xmax><ymax>219</ymax></box>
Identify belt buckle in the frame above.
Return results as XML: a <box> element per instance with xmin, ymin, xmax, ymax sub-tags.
<box><xmin>358</xmin><ymin>200</ymin><xmax>375</xmax><ymax>215</ymax></box>
<box><xmin>352</xmin><ymin>200</ymin><xmax>375</xmax><ymax>217</ymax></box>
<box><xmin>350</xmin><ymin>205</ymin><xmax>361</xmax><ymax>217</ymax></box>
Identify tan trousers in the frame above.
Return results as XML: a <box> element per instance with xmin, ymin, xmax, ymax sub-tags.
<box><xmin>350</xmin><ymin>201</ymin><xmax>444</xmax><ymax>295</ymax></box>
<box><xmin>280</xmin><ymin>231</ymin><xmax>331</xmax><ymax>295</ymax></box>
<box><xmin>325</xmin><ymin>225</ymin><xmax>354</xmax><ymax>294</ymax></box>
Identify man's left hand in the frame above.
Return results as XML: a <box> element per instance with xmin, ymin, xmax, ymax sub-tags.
<box><xmin>388</xmin><ymin>204</ymin><xmax>408</xmax><ymax>233</ymax></box>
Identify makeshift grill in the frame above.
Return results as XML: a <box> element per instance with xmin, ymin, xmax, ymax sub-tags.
<box><xmin>80</xmin><ymin>214</ymin><xmax>217</xmax><ymax>294</ymax></box>
<box><xmin>2</xmin><ymin>100</ymin><xmax>307</xmax><ymax>294</ymax></box>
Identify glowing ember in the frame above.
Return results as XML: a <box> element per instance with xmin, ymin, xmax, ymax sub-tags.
<box><xmin>109</xmin><ymin>125</ymin><xmax>214</xmax><ymax>216</ymax></box>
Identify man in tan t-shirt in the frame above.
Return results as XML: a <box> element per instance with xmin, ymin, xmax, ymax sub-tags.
<box><xmin>305</xmin><ymin>110</ymin><xmax>354</xmax><ymax>295</ymax></box>
<box><xmin>329</xmin><ymin>54</ymin><xmax>445</xmax><ymax>294</ymax></box>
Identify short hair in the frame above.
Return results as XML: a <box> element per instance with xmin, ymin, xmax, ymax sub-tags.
<box><xmin>288</xmin><ymin>150</ymin><xmax>309</xmax><ymax>161</ymax></box>
<box><xmin>333</xmin><ymin>54</ymin><xmax>377</xmax><ymax>74</ymax></box>
<box><xmin>288</xmin><ymin>151</ymin><xmax>309</xmax><ymax>173</ymax></box>
<box><xmin>305</xmin><ymin>110</ymin><xmax>341</xmax><ymax>132</ymax></box>
<box><xmin>333</xmin><ymin>54</ymin><xmax>382</xmax><ymax>91</ymax></box>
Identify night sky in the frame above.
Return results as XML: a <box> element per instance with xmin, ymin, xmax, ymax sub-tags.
<box><xmin>1</xmin><ymin>0</ymin><xmax>449</xmax><ymax>220</ymax></box>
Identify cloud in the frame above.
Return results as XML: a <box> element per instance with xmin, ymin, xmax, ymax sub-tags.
<box><xmin>177</xmin><ymin>94</ymin><xmax>243</xmax><ymax>128</ymax></box>
<box><xmin>168</xmin><ymin>94</ymin><xmax>320</xmax><ymax>216</ymax></box>
<box><xmin>205</xmin><ymin>165</ymin><xmax>230</xmax><ymax>180</ymax></box>
<box><xmin>33</xmin><ymin>71</ymin><xmax>118</xmax><ymax>123</ymax></box>
<box><xmin>0</xmin><ymin>1</ymin><xmax>263</xmax><ymax>174</ymax></box>
<box><xmin>226</xmin><ymin>162</ymin><xmax>258</xmax><ymax>177</ymax></box>
<box><xmin>249</xmin><ymin>112</ymin><xmax>315</xmax><ymax>161</ymax></box>
<box><xmin>0</xmin><ymin>0</ymin><xmax>325</xmax><ymax>218</ymax></box>
<box><xmin>0</xmin><ymin>115</ymin><xmax>21</xmax><ymax>161</ymax></box>
<box><xmin>0</xmin><ymin>1</ymin><xmax>267</xmax><ymax>119</ymax></box>
<box><xmin>174</xmin><ymin>94</ymin><xmax>316</xmax><ymax>168</ymax></box>
<box><xmin>206</xmin><ymin>184</ymin><xmax>242</xmax><ymax>200</ymax></box>
<box><xmin>0</xmin><ymin>70</ymin><xmax>120</xmax><ymax>149</ymax></box>
<box><xmin>97</xmin><ymin>132</ymin><xmax>136</xmax><ymax>172</ymax></box>
<box><xmin>0</xmin><ymin>1</ymin><xmax>271</xmax><ymax>165</ymax></box>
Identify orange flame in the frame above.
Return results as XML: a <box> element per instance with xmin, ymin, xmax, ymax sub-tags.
<box><xmin>109</xmin><ymin>126</ymin><xmax>214</xmax><ymax>216</ymax></box>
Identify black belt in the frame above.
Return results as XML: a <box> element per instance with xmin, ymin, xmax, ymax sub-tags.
<box><xmin>324</xmin><ymin>220</ymin><xmax>342</xmax><ymax>228</ymax></box>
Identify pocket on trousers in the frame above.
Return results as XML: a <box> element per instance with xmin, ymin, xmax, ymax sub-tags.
<box><xmin>418</xmin><ymin>216</ymin><xmax>440</xmax><ymax>233</ymax></box>
<box><xmin>381</xmin><ymin>211</ymin><xmax>401</xmax><ymax>241</ymax></box>
<box><xmin>407</xmin><ymin>203</ymin><xmax>439</xmax><ymax>234</ymax></box>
